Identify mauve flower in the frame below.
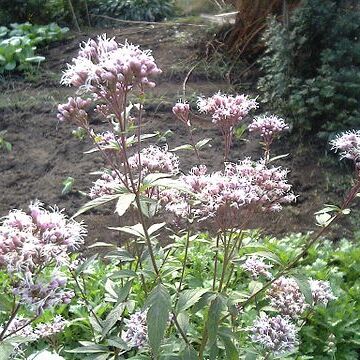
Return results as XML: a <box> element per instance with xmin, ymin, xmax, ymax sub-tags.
<box><xmin>0</xmin><ymin>202</ymin><xmax>86</xmax><ymax>273</ymax></box>
<box><xmin>242</xmin><ymin>256</ymin><xmax>273</xmax><ymax>279</ymax></box>
<box><xmin>122</xmin><ymin>310</ymin><xmax>148</xmax><ymax>349</ymax></box>
<box><xmin>128</xmin><ymin>145</ymin><xmax>179</xmax><ymax>176</ymax></box>
<box><xmin>57</xmin><ymin>97</ymin><xmax>91</xmax><ymax>125</ymax></box>
<box><xmin>309</xmin><ymin>279</ymin><xmax>336</xmax><ymax>306</ymax></box>
<box><xmin>162</xmin><ymin>159</ymin><xmax>295</xmax><ymax>228</ymax></box>
<box><xmin>249</xmin><ymin>114</ymin><xmax>289</xmax><ymax>143</ymax></box>
<box><xmin>251</xmin><ymin>314</ymin><xmax>298</xmax><ymax>355</ymax></box>
<box><xmin>198</xmin><ymin>92</ymin><xmax>257</xmax><ymax>158</ymax></box>
<box><xmin>0</xmin><ymin>316</ymin><xmax>38</xmax><ymax>340</ymax></box>
<box><xmin>330</xmin><ymin>130</ymin><xmax>360</xmax><ymax>163</ymax></box>
<box><xmin>172</xmin><ymin>101</ymin><xmax>191</xmax><ymax>126</ymax></box>
<box><xmin>61</xmin><ymin>35</ymin><xmax>161</xmax><ymax>91</ymax></box>
<box><xmin>34</xmin><ymin>315</ymin><xmax>68</xmax><ymax>337</ymax></box>
<box><xmin>267</xmin><ymin>277</ymin><xmax>307</xmax><ymax>318</ymax></box>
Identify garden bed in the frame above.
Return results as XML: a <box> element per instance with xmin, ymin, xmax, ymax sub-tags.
<box><xmin>0</xmin><ymin>24</ymin><xmax>354</xmax><ymax>246</ymax></box>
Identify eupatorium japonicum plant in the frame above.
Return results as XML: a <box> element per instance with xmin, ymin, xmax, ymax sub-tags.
<box><xmin>1</xmin><ymin>34</ymin><xmax>359</xmax><ymax>359</ymax></box>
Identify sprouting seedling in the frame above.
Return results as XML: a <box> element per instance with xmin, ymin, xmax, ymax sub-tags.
<box><xmin>62</xmin><ymin>177</ymin><xmax>75</xmax><ymax>196</ymax></box>
<box><xmin>0</xmin><ymin>130</ymin><xmax>12</xmax><ymax>152</ymax></box>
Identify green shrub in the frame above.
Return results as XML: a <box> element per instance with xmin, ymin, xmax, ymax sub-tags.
<box><xmin>258</xmin><ymin>0</ymin><xmax>360</xmax><ymax>137</ymax></box>
<box><xmin>91</xmin><ymin>0</ymin><xmax>175</xmax><ymax>23</ymax></box>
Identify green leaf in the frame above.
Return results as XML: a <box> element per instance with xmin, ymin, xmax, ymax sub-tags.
<box><xmin>25</xmin><ymin>55</ymin><xmax>45</xmax><ymax>63</ymax></box>
<box><xmin>109</xmin><ymin>269</ymin><xmax>137</xmax><ymax>279</ymax></box>
<box><xmin>148</xmin><ymin>222</ymin><xmax>166</xmax><ymax>236</ymax></box>
<box><xmin>180</xmin><ymin>345</ymin><xmax>197</xmax><ymax>360</ymax></box>
<box><xmin>195</xmin><ymin>138</ymin><xmax>212</xmax><ymax>149</ymax></box>
<box><xmin>115</xmin><ymin>193</ymin><xmax>135</xmax><ymax>216</ymax></box>
<box><xmin>176</xmin><ymin>288</ymin><xmax>209</xmax><ymax>313</ymax></box>
<box><xmin>146</xmin><ymin>284</ymin><xmax>171</xmax><ymax>355</ymax></box>
<box><xmin>4</xmin><ymin>61</ymin><xmax>16</xmax><ymax>71</ymax></box>
<box><xmin>102</xmin><ymin>302</ymin><xmax>126</xmax><ymax>337</ymax></box>
<box><xmin>293</xmin><ymin>274</ymin><xmax>313</xmax><ymax>305</ymax></box>
<box><xmin>67</xmin><ymin>344</ymin><xmax>109</xmax><ymax>353</ymax></box>
<box><xmin>109</xmin><ymin>223</ymin><xmax>144</xmax><ymax>238</ymax></box>
<box><xmin>207</xmin><ymin>295</ymin><xmax>225</xmax><ymax>347</ymax></box>
<box><xmin>171</xmin><ymin>144</ymin><xmax>193</xmax><ymax>152</ymax></box>
<box><xmin>0</xmin><ymin>342</ymin><xmax>14</xmax><ymax>360</ymax></box>
<box><xmin>219</xmin><ymin>328</ymin><xmax>238</xmax><ymax>360</ymax></box>
<box><xmin>72</xmin><ymin>194</ymin><xmax>121</xmax><ymax>218</ymax></box>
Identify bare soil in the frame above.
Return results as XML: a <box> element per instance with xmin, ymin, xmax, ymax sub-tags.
<box><xmin>0</xmin><ymin>24</ymin><xmax>355</xmax><ymax>247</ymax></box>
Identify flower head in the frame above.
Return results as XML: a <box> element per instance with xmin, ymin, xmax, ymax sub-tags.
<box><xmin>0</xmin><ymin>202</ymin><xmax>86</xmax><ymax>273</ymax></box>
<box><xmin>249</xmin><ymin>114</ymin><xmax>289</xmax><ymax>143</ymax></box>
<box><xmin>309</xmin><ymin>279</ymin><xmax>336</xmax><ymax>306</ymax></box>
<box><xmin>172</xmin><ymin>101</ymin><xmax>191</xmax><ymax>126</ymax></box>
<box><xmin>198</xmin><ymin>92</ymin><xmax>257</xmax><ymax>133</ymax></box>
<box><xmin>61</xmin><ymin>35</ymin><xmax>161</xmax><ymax>91</ymax></box>
<box><xmin>162</xmin><ymin>160</ymin><xmax>295</xmax><ymax>228</ymax></box>
<box><xmin>330</xmin><ymin>130</ymin><xmax>360</xmax><ymax>163</ymax></box>
<box><xmin>122</xmin><ymin>310</ymin><xmax>148</xmax><ymax>349</ymax></box>
<box><xmin>267</xmin><ymin>277</ymin><xmax>307</xmax><ymax>318</ymax></box>
<box><xmin>242</xmin><ymin>256</ymin><xmax>273</xmax><ymax>279</ymax></box>
<box><xmin>251</xmin><ymin>315</ymin><xmax>298</xmax><ymax>355</ymax></box>
<box><xmin>57</xmin><ymin>97</ymin><xmax>91</xmax><ymax>125</ymax></box>
<box><xmin>128</xmin><ymin>145</ymin><xmax>179</xmax><ymax>176</ymax></box>
<box><xmin>34</xmin><ymin>315</ymin><xmax>68</xmax><ymax>337</ymax></box>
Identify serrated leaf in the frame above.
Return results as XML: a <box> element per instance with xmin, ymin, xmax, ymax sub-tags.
<box><xmin>102</xmin><ymin>302</ymin><xmax>126</xmax><ymax>337</ymax></box>
<box><xmin>207</xmin><ymin>295</ymin><xmax>225</xmax><ymax>347</ymax></box>
<box><xmin>115</xmin><ymin>193</ymin><xmax>135</xmax><ymax>216</ymax></box>
<box><xmin>145</xmin><ymin>284</ymin><xmax>171</xmax><ymax>355</ymax></box>
<box><xmin>176</xmin><ymin>288</ymin><xmax>209</xmax><ymax>313</ymax></box>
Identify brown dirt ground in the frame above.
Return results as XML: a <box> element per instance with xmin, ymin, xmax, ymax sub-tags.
<box><xmin>0</xmin><ymin>24</ymin><xmax>357</xmax><ymax>247</ymax></box>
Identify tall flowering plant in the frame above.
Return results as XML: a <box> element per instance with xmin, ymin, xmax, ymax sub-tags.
<box><xmin>1</xmin><ymin>34</ymin><xmax>359</xmax><ymax>359</ymax></box>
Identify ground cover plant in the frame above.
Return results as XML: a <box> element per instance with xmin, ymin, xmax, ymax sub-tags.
<box><xmin>0</xmin><ymin>22</ymin><xmax>68</xmax><ymax>73</ymax></box>
<box><xmin>0</xmin><ymin>34</ymin><xmax>359</xmax><ymax>360</ymax></box>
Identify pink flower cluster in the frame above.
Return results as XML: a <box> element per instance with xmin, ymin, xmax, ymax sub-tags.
<box><xmin>122</xmin><ymin>309</ymin><xmax>148</xmax><ymax>349</ymax></box>
<box><xmin>198</xmin><ymin>92</ymin><xmax>257</xmax><ymax>136</ymax></box>
<box><xmin>310</xmin><ymin>279</ymin><xmax>336</xmax><ymax>306</ymax></box>
<box><xmin>57</xmin><ymin>97</ymin><xmax>91</xmax><ymax>125</ymax></box>
<box><xmin>172</xmin><ymin>101</ymin><xmax>191</xmax><ymax>126</ymax></box>
<box><xmin>13</xmin><ymin>274</ymin><xmax>74</xmax><ymax>314</ymax></box>
<box><xmin>198</xmin><ymin>92</ymin><xmax>258</xmax><ymax>130</ymax></box>
<box><xmin>242</xmin><ymin>256</ymin><xmax>273</xmax><ymax>279</ymax></box>
<box><xmin>162</xmin><ymin>160</ymin><xmax>295</xmax><ymax>228</ymax></box>
<box><xmin>89</xmin><ymin>170</ymin><xmax>123</xmax><ymax>199</ymax></box>
<box><xmin>128</xmin><ymin>145</ymin><xmax>179</xmax><ymax>176</ymax></box>
<box><xmin>267</xmin><ymin>277</ymin><xmax>308</xmax><ymax>318</ymax></box>
<box><xmin>0</xmin><ymin>201</ymin><xmax>86</xmax><ymax>272</ymax></box>
<box><xmin>0</xmin><ymin>315</ymin><xmax>68</xmax><ymax>340</ymax></box>
<box><xmin>89</xmin><ymin>146</ymin><xmax>179</xmax><ymax>198</ymax></box>
<box><xmin>330</xmin><ymin>130</ymin><xmax>360</xmax><ymax>163</ymax></box>
<box><xmin>267</xmin><ymin>277</ymin><xmax>335</xmax><ymax>318</ymax></box>
<box><xmin>61</xmin><ymin>35</ymin><xmax>161</xmax><ymax>91</ymax></box>
<box><xmin>249</xmin><ymin>114</ymin><xmax>289</xmax><ymax>143</ymax></box>
<box><xmin>251</xmin><ymin>314</ymin><xmax>298</xmax><ymax>355</ymax></box>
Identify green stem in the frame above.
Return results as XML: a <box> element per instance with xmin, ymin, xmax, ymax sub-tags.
<box><xmin>177</xmin><ymin>228</ymin><xmax>191</xmax><ymax>293</ymax></box>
